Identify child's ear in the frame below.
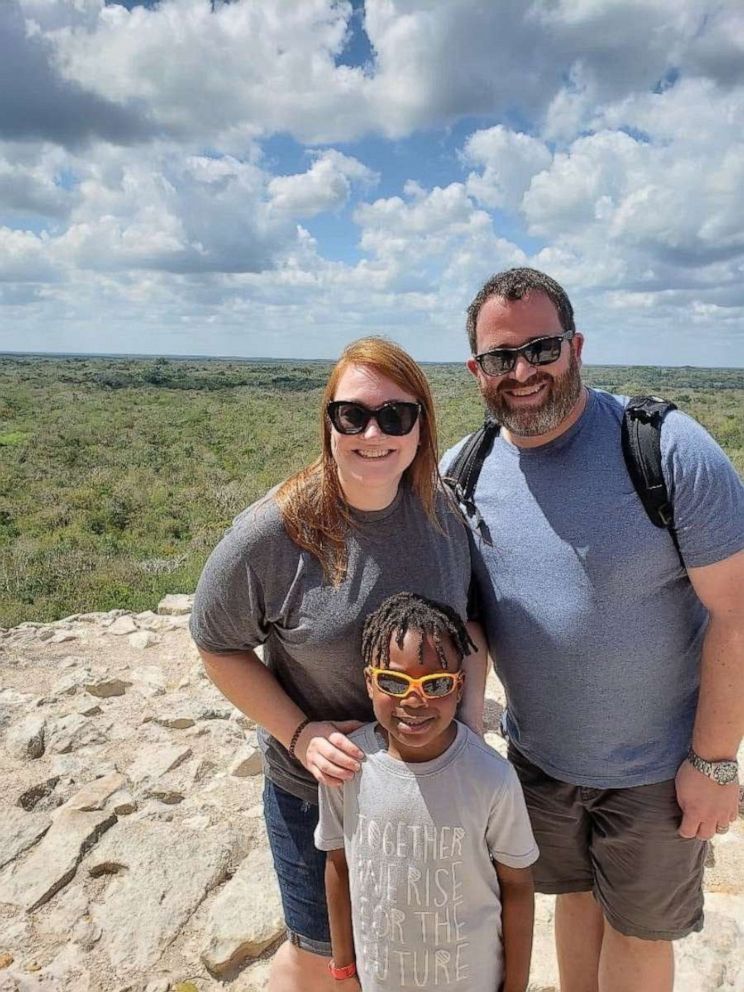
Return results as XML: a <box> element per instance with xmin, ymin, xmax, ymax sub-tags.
<box><xmin>365</xmin><ymin>669</ymin><xmax>374</xmax><ymax>700</ymax></box>
<box><xmin>456</xmin><ymin>671</ymin><xmax>465</xmax><ymax>703</ymax></box>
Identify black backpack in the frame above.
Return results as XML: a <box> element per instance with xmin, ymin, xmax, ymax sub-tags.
<box><xmin>443</xmin><ymin>395</ymin><xmax>684</xmax><ymax>568</ymax></box>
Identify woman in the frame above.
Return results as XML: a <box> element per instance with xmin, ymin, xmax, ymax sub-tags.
<box><xmin>190</xmin><ymin>337</ymin><xmax>487</xmax><ymax>991</ymax></box>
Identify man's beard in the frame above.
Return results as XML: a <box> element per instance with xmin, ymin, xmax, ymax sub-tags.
<box><xmin>482</xmin><ymin>350</ymin><xmax>583</xmax><ymax>437</ymax></box>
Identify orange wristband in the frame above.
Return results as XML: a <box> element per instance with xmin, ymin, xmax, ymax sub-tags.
<box><xmin>328</xmin><ymin>959</ymin><xmax>357</xmax><ymax>980</ymax></box>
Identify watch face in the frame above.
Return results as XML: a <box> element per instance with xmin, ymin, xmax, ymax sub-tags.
<box><xmin>689</xmin><ymin>751</ymin><xmax>739</xmax><ymax>785</ymax></box>
<box><xmin>712</xmin><ymin>763</ymin><xmax>738</xmax><ymax>785</ymax></box>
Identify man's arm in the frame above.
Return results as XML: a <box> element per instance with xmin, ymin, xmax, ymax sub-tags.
<box><xmin>325</xmin><ymin>848</ymin><xmax>361</xmax><ymax>989</ymax></box>
<box><xmin>676</xmin><ymin>547</ymin><xmax>744</xmax><ymax>840</ymax></box>
<box><xmin>458</xmin><ymin>620</ymin><xmax>490</xmax><ymax>736</ymax></box>
<box><xmin>495</xmin><ymin>862</ymin><xmax>535</xmax><ymax>992</ymax></box>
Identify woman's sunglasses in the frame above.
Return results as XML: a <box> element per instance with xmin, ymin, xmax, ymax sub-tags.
<box><xmin>365</xmin><ymin>666</ymin><xmax>463</xmax><ymax>699</ymax></box>
<box><xmin>327</xmin><ymin>401</ymin><xmax>422</xmax><ymax>436</ymax></box>
<box><xmin>473</xmin><ymin>330</ymin><xmax>574</xmax><ymax>377</ymax></box>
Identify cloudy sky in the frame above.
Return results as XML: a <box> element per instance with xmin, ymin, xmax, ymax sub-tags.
<box><xmin>2</xmin><ymin>0</ymin><xmax>744</xmax><ymax>365</ymax></box>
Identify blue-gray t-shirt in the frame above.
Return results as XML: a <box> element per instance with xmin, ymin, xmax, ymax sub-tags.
<box><xmin>442</xmin><ymin>389</ymin><xmax>744</xmax><ymax>788</ymax></box>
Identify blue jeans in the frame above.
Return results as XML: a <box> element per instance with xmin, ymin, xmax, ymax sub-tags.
<box><xmin>263</xmin><ymin>779</ymin><xmax>332</xmax><ymax>955</ymax></box>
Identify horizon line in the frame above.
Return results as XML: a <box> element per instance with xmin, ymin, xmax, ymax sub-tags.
<box><xmin>2</xmin><ymin>350</ymin><xmax>743</xmax><ymax>372</ymax></box>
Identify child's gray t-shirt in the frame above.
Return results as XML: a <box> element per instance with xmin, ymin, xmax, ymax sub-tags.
<box><xmin>315</xmin><ymin>722</ymin><xmax>537</xmax><ymax>992</ymax></box>
<box><xmin>189</xmin><ymin>485</ymin><xmax>471</xmax><ymax>803</ymax></box>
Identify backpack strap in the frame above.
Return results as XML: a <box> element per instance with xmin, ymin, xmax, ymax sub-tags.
<box><xmin>621</xmin><ymin>395</ymin><xmax>684</xmax><ymax>568</ymax></box>
<box><xmin>443</xmin><ymin>417</ymin><xmax>500</xmax><ymax>532</ymax></box>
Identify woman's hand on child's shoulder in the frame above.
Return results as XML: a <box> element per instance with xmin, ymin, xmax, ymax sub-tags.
<box><xmin>295</xmin><ymin>720</ymin><xmax>365</xmax><ymax>787</ymax></box>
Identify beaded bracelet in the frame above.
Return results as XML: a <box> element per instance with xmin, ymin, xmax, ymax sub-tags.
<box><xmin>287</xmin><ymin>717</ymin><xmax>311</xmax><ymax>759</ymax></box>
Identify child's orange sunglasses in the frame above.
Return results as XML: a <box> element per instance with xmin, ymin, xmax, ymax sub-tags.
<box><xmin>365</xmin><ymin>666</ymin><xmax>464</xmax><ymax>699</ymax></box>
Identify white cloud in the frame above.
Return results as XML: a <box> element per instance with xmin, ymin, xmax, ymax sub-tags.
<box><xmin>42</xmin><ymin>0</ymin><xmax>370</xmax><ymax>143</ymax></box>
<box><xmin>1</xmin><ymin>0</ymin><xmax>744</xmax><ymax>364</ymax></box>
<box><xmin>462</xmin><ymin>126</ymin><xmax>552</xmax><ymax>211</ymax></box>
<box><xmin>268</xmin><ymin>150</ymin><xmax>377</xmax><ymax>218</ymax></box>
<box><xmin>0</xmin><ymin>145</ymin><xmax>75</xmax><ymax>219</ymax></box>
<box><xmin>15</xmin><ymin>0</ymin><xmax>731</xmax><ymax>146</ymax></box>
<box><xmin>0</xmin><ymin>227</ymin><xmax>57</xmax><ymax>282</ymax></box>
<box><xmin>53</xmin><ymin>148</ymin><xmax>301</xmax><ymax>274</ymax></box>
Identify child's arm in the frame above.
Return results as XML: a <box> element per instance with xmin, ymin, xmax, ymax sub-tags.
<box><xmin>459</xmin><ymin>620</ymin><xmax>489</xmax><ymax>735</ymax></box>
<box><xmin>495</xmin><ymin>862</ymin><xmax>535</xmax><ymax>992</ymax></box>
<box><xmin>325</xmin><ymin>847</ymin><xmax>362</xmax><ymax>990</ymax></box>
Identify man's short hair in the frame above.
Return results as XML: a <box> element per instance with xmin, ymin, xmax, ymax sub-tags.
<box><xmin>466</xmin><ymin>267</ymin><xmax>576</xmax><ymax>354</ymax></box>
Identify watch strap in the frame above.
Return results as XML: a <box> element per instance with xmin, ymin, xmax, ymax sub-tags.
<box><xmin>687</xmin><ymin>746</ymin><xmax>738</xmax><ymax>785</ymax></box>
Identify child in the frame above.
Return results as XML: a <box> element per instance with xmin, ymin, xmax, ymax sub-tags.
<box><xmin>315</xmin><ymin>592</ymin><xmax>537</xmax><ymax>992</ymax></box>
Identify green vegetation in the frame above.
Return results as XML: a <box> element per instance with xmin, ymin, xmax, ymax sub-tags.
<box><xmin>1</xmin><ymin>355</ymin><xmax>742</xmax><ymax>627</ymax></box>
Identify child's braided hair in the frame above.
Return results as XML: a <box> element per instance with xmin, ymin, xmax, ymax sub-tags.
<box><xmin>361</xmin><ymin>592</ymin><xmax>475</xmax><ymax>670</ymax></box>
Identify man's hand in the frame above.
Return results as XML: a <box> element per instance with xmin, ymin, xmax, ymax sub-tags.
<box><xmin>295</xmin><ymin>720</ymin><xmax>364</xmax><ymax>787</ymax></box>
<box><xmin>675</xmin><ymin>758</ymin><xmax>739</xmax><ymax>840</ymax></box>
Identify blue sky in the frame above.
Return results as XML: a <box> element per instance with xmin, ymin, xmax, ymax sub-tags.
<box><xmin>1</xmin><ymin>0</ymin><xmax>744</xmax><ymax>365</ymax></box>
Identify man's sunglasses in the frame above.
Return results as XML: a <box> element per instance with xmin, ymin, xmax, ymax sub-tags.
<box><xmin>365</xmin><ymin>666</ymin><xmax>463</xmax><ymax>699</ymax></box>
<box><xmin>473</xmin><ymin>330</ymin><xmax>574</xmax><ymax>377</ymax></box>
<box><xmin>327</xmin><ymin>401</ymin><xmax>422</xmax><ymax>436</ymax></box>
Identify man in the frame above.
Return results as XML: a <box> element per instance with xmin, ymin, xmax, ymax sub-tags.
<box><xmin>444</xmin><ymin>268</ymin><xmax>744</xmax><ymax>992</ymax></box>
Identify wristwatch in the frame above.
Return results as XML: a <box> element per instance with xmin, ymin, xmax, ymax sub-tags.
<box><xmin>687</xmin><ymin>747</ymin><xmax>739</xmax><ymax>785</ymax></box>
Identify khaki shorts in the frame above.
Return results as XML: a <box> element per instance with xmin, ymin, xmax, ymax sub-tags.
<box><xmin>508</xmin><ymin>743</ymin><xmax>706</xmax><ymax>941</ymax></box>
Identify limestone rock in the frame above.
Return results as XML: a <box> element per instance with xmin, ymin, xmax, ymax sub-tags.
<box><xmin>149</xmin><ymin>697</ymin><xmax>197</xmax><ymax>729</ymax></box>
<box><xmin>0</xmin><ymin>600</ymin><xmax>740</xmax><ymax>992</ymax></box>
<box><xmin>705</xmin><ymin>822</ymin><xmax>744</xmax><ymax>895</ymax></box>
<box><xmin>144</xmin><ymin>981</ymin><xmax>170</xmax><ymax>992</ymax></box>
<box><xmin>71</xmin><ymin>915</ymin><xmax>103</xmax><ymax>951</ymax></box>
<box><xmin>77</xmin><ymin>702</ymin><xmax>103</xmax><ymax>717</ymax></box>
<box><xmin>62</xmin><ymin>773</ymin><xmax>127</xmax><ymax>812</ymax></box>
<box><xmin>17</xmin><ymin>776</ymin><xmax>61</xmax><ymax>812</ymax></box>
<box><xmin>108</xmin><ymin>616</ymin><xmax>138</xmax><ymax>636</ymax></box>
<box><xmin>201</xmin><ymin>847</ymin><xmax>283</xmax><ymax>976</ymax></box>
<box><xmin>157</xmin><ymin>594</ymin><xmax>193</xmax><ymax>616</ymax></box>
<box><xmin>0</xmin><ymin>808</ymin><xmax>116</xmax><ymax>911</ymax></box>
<box><xmin>128</xmin><ymin>630</ymin><xmax>158</xmax><ymax>650</ymax></box>
<box><xmin>0</xmin><ymin>689</ymin><xmax>35</xmax><ymax>730</ymax></box>
<box><xmin>7</xmin><ymin>715</ymin><xmax>46</xmax><ymax>760</ymax></box>
<box><xmin>674</xmin><ymin>895</ymin><xmax>744</xmax><ymax>990</ymax></box>
<box><xmin>166</xmin><ymin>614</ymin><xmax>191</xmax><ymax>629</ymax></box>
<box><xmin>52</xmin><ymin>668</ymin><xmax>94</xmax><ymax>697</ymax></box>
<box><xmin>153</xmin><ymin>713</ymin><xmax>196</xmax><ymax>730</ymax></box>
<box><xmin>131</xmin><ymin>664</ymin><xmax>167</xmax><ymax>697</ymax></box>
<box><xmin>34</xmin><ymin>881</ymin><xmax>90</xmax><ymax>939</ymax></box>
<box><xmin>0</xmin><ymin>807</ymin><xmax>52</xmax><ymax>869</ymax></box>
<box><xmin>229</xmin><ymin>745</ymin><xmax>262</xmax><ymax>778</ymax></box>
<box><xmin>87</xmin><ymin>820</ymin><xmax>232</xmax><ymax>975</ymax></box>
<box><xmin>230</xmin><ymin>711</ymin><xmax>256</xmax><ymax>730</ymax></box>
<box><xmin>50</xmin><ymin>630</ymin><xmax>78</xmax><ymax>643</ymax></box>
<box><xmin>127</xmin><ymin>743</ymin><xmax>193</xmax><ymax>784</ymax></box>
<box><xmin>143</xmin><ymin>770</ymin><xmax>187</xmax><ymax>804</ymax></box>
<box><xmin>46</xmin><ymin>714</ymin><xmax>109</xmax><ymax>754</ymax></box>
<box><xmin>21</xmin><ymin>943</ymin><xmax>92</xmax><ymax>990</ymax></box>
<box><xmin>109</xmin><ymin>791</ymin><xmax>137</xmax><ymax>816</ymax></box>
<box><xmin>84</xmin><ymin>677</ymin><xmax>131</xmax><ymax>698</ymax></box>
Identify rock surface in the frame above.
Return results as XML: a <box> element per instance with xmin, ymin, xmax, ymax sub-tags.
<box><xmin>0</xmin><ymin>600</ymin><xmax>742</xmax><ymax>991</ymax></box>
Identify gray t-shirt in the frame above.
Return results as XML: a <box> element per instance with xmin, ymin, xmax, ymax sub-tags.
<box><xmin>442</xmin><ymin>389</ymin><xmax>744</xmax><ymax>788</ymax></box>
<box><xmin>190</xmin><ymin>485</ymin><xmax>471</xmax><ymax>802</ymax></box>
<box><xmin>315</xmin><ymin>721</ymin><xmax>538</xmax><ymax>992</ymax></box>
